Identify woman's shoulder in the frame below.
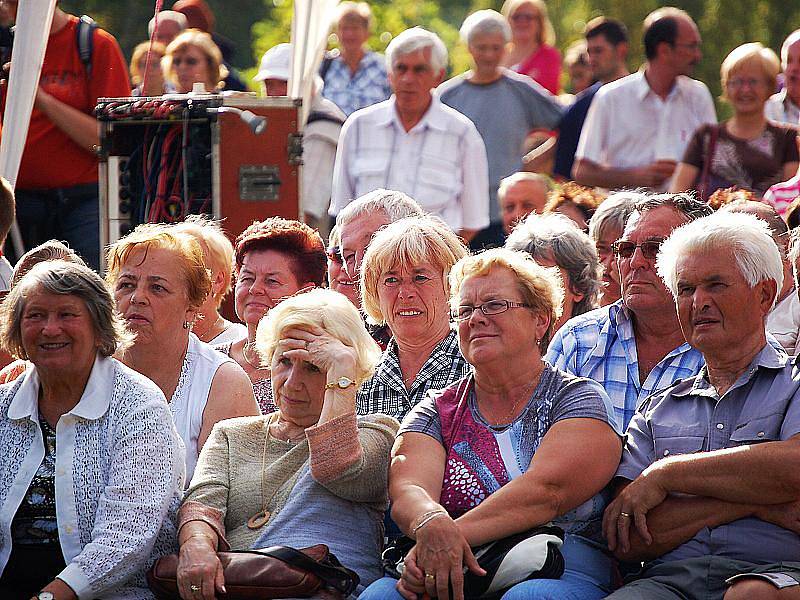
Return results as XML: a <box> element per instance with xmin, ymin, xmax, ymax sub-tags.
<box><xmin>542</xmin><ymin>363</ymin><xmax>609</xmax><ymax>401</ymax></box>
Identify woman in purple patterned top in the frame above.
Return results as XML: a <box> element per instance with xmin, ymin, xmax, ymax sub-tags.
<box><xmin>361</xmin><ymin>248</ymin><xmax>622</xmax><ymax>600</ymax></box>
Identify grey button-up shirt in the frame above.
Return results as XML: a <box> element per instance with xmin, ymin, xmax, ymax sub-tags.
<box><xmin>617</xmin><ymin>341</ymin><xmax>800</xmax><ymax>565</ymax></box>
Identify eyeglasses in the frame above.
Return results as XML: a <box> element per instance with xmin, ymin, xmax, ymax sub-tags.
<box><xmin>173</xmin><ymin>57</ymin><xmax>201</xmax><ymax>67</ymax></box>
<box><xmin>612</xmin><ymin>238</ymin><xmax>665</xmax><ymax>260</ymax></box>
<box><xmin>452</xmin><ymin>299</ymin><xmax>531</xmax><ymax>321</ymax></box>
<box><xmin>727</xmin><ymin>77</ymin><xmax>763</xmax><ymax>89</ymax></box>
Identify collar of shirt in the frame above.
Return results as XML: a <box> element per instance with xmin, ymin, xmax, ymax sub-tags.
<box><xmin>8</xmin><ymin>353</ymin><xmax>115</xmax><ymax>422</ymax></box>
<box><xmin>674</xmin><ymin>340</ymin><xmax>789</xmax><ymax>399</ymax></box>
<box><xmin>377</xmin><ymin>95</ymin><xmax>451</xmax><ymax>133</ymax></box>
<box><xmin>633</xmin><ymin>68</ymin><xmax>691</xmax><ymax>103</ymax></box>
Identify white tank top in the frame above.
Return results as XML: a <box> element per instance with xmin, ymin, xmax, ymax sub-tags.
<box><xmin>169</xmin><ymin>333</ymin><xmax>232</xmax><ymax>484</ymax></box>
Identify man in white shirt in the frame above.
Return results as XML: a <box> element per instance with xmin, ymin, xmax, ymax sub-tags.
<box><xmin>330</xmin><ymin>27</ymin><xmax>489</xmax><ymax>241</ymax></box>
<box><xmin>765</xmin><ymin>30</ymin><xmax>800</xmax><ymax>125</ymax></box>
<box><xmin>573</xmin><ymin>7</ymin><xmax>716</xmax><ymax>191</ymax></box>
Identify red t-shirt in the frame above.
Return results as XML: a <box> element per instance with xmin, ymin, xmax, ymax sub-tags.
<box><xmin>5</xmin><ymin>15</ymin><xmax>130</xmax><ymax>189</ymax></box>
<box><xmin>515</xmin><ymin>44</ymin><xmax>561</xmax><ymax>96</ymax></box>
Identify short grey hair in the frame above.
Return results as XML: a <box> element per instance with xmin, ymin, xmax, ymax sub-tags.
<box><xmin>497</xmin><ymin>172</ymin><xmax>552</xmax><ymax>203</ymax></box>
<box><xmin>630</xmin><ymin>192</ymin><xmax>714</xmax><ymax>229</ymax></box>
<box><xmin>0</xmin><ymin>260</ymin><xmax>134</xmax><ymax>360</ymax></box>
<box><xmin>506</xmin><ymin>212</ymin><xmax>602</xmax><ymax>317</ymax></box>
<box><xmin>588</xmin><ymin>192</ymin><xmax>639</xmax><ymax>242</ymax></box>
<box><xmin>148</xmin><ymin>10</ymin><xmax>187</xmax><ymax>37</ymax></box>
<box><xmin>782</xmin><ymin>29</ymin><xmax>800</xmax><ymax>66</ymax></box>
<box><xmin>386</xmin><ymin>27</ymin><xmax>448</xmax><ymax>74</ymax></box>
<box><xmin>721</xmin><ymin>200</ymin><xmax>789</xmax><ymax>256</ymax></box>
<box><xmin>336</xmin><ymin>188</ymin><xmax>425</xmax><ymax>229</ymax></box>
<box><xmin>11</xmin><ymin>240</ymin><xmax>87</xmax><ymax>288</ymax></box>
<box><xmin>657</xmin><ymin>211</ymin><xmax>783</xmax><ymax>306</ymax></box>
<box><xmin>460</xmin><ymin>9</ymin><xmax>511</xmax><ymax>45</ymax></box>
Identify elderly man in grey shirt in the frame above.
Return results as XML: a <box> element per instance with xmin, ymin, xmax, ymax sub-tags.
<box><xmin>603</xmin><ymin>210</ymin><xmax>800</xmax><ymax>600</ymax></box>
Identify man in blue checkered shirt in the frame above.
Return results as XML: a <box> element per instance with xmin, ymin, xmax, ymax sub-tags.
<box><xmin>546</xmin><ymin>193</ymin><xmax>712</xmax><ymax>431</ymax></box>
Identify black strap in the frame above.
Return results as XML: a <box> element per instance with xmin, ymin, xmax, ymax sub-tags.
<box><xmin>229</xmin><ymin>545</ymin><xmax>359</xmax><ymax>595</ymax></box>
<box><xmin>307</xmin><ymin>110</ymin><xmax>345</xmax><ymax>126</ymax></box>
<box><xmin>319</xmin><ymin>55</ymin><xmax>334</xmax><ymax>81</ymax></box>
<box><xmin>76</xmin><ymin>15</ymin><xmax>97</xmax><ymax>78</ymax></box>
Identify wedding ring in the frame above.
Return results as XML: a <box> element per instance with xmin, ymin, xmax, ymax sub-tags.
<box><xmin>619</xmin><ymin>512</ymin><xmax>631</xmax><ymax>518</ymax></box>
<box><xmin>425</xmin><ymin>572</ymin><xmax>436</xmax><ymax>581</ymax></box>
<box><xmin>190</xmin><ymin>584</ymin><xmax>201</xmax><ymax>591</ymax></box>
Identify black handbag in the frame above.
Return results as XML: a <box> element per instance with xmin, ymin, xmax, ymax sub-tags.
<box><xmin>381</xmin><ymin>525</ymin><xmax>565</xmax><ymax>600</ymax></box>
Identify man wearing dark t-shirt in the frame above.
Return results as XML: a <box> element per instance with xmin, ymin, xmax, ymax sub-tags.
<box><xmin>525</xmin><ymin>17</ymin><xmax>629</xmax><ymax>180</ymax></box>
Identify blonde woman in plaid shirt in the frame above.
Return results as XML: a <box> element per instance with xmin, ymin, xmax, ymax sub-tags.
<box><xmin>357</xmin><ymin>216</ymin><xmax>471</xmax><ymax>420</ymax></box>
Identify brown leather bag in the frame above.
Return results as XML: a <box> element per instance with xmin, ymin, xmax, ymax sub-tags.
<box><xmin>147</xmin><ymin>544</ymin><xmax>359</xmax><ymax>599</ymax></box>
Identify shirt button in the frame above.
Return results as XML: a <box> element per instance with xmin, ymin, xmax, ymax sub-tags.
<box><xmin>663</xmin><ymin>449</ymin><xmax>670</xmax><ymax>456</ymax></box>
<box><xmin>716</xmin><ymin>423</ymin><xmax>724</xmax><ymax>430</ymax></box>
<box><xmin>56</xmin><ymin>468</ymin><xmax>65</xmax><ymax>476</ymax></box>
<box><xmin>65</xmin><ymin>525</ymin><xmax>73</xmax><ymax>534</ymax></box>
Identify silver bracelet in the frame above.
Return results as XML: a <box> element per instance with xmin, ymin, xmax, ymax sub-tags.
<box><xmin>412</xmin><ymin>510</ymin><xmax>448</xmax><ymax>535</ymax></box>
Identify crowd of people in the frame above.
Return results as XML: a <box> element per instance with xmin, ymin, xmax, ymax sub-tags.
<box><xmin>2</xmin><ymin>1</ymin><xmax>800</xmax><ymax>599</ymax></box>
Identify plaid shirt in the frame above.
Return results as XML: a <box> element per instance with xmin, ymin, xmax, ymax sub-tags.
<box><xmin>545</xmin><ymin>300</ymin><xmax>705</xmax><ymax>432</ymax></box>
<box><xmin>357</xmin><ymin>329</ymin><xmax>471</xmax><ymax>420</ymax></box>
<box><xmin>321</xmin><ymin>50</ymin><xmax>391</xmax><ymax>117</ymax></box>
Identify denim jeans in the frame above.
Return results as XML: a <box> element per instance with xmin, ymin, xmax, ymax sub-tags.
<box><xmin>359</xmin><ymin>534</ymin><xmax>615</xmax><ymax>600</ymax></box>
<box><xmin>14</xmin><ymin>183</ymin><xmax>101</xmax><ymax>271</ymax></box>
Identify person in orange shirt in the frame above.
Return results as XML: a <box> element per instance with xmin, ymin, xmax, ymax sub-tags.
<box><xmin>0</xmin><ymin>1</ymin><xmax>130</xmax><ymax>270</ymax></box>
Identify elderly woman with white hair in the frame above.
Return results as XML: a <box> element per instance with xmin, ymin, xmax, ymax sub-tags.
<box><xmin>506</xmin><ymin>212</ymin><xmax>602</xmax><ymax>333</ymax></box>
<box><xmin>173</xmin><ymin>216</ymin><xmax>247</xmax><ymax>345</ymax></box>
<box><xmin>439</xmin><ymin>9</ymin><xmax>562</xmax><ymax>248</ymax></box>
<box><xmin>360</xmin><ymin>248</ymin><xmax>621</xmax><ymax>600</ymax></box>
<box><xmin>588</xmin><ymin>193</ymin><xmax>638</xmax><ymax>306</ymax></box>
<box><xmin>175</xmin><ymin>289</ymin><xmax>398</xmax><ymax>598</ymax></box>
<box><xmin>357</xmin><ymin>216</ymin><xmax>471</xmax><ymax>419</ymax></box>
<box><xmin>0</xmin><ymin>261</ymin><xmax>184</xmax><ymax>598</ymax></box>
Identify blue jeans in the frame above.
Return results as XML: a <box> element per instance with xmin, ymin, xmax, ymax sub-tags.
<box><xmin>360</xmin><ymin>535</ymin><xmax>615</xmax><ymax>600</ymax></box>
<box><xmin>14</xmin><ymin>183</ymin><xmax>101</xmax><ymax>271</ymax></box>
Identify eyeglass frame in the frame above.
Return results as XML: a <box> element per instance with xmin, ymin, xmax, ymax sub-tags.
<box><xmin>451</xmin><ymin>299</ymin><xmax>531</xmax><ymax>322</ymax></box>
<box><xmin>611</xmin><ymin>237</ymin><xmax>666</xmax><ymax>261</ymax></box>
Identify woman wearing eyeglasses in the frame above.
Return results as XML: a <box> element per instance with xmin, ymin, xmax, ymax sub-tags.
<box><xmin>356</xmin><ymin>216</ymin><xmax>471</xmax><ymax>420</ymax></box>
<box><xmin>162</xmin><ymin>29</ymin><xmax>227</xmax><ymax>94</ymax></box>
<box><xmin>360</xmin><ymin>248</ymin><xmax>622</xmax><ymax>600</ymax></box>
<box><xmin>670</xmin><ymin>43</ymin><xmax>798</xmax><ymax>199</ymax></box>
<box><xmin>500</xmin><ymin>0</ymin><xmax>561</xmax><ymax>95</ymax></box>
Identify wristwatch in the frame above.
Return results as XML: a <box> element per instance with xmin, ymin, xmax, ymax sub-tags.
<box><xmin>325</xmin><ymin>376</ymin><xmax>356</xmax><ymax>390</ymax></box>
<box><xmin>37</xmin><ymin>593</ymin><xmax>55</xmax><ymax>600</ymax></box>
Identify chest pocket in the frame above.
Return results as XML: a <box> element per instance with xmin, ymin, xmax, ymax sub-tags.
<box><xmin>416</xmin><ymin>154</ymin><xmax>461</xmax><ymax>213</ymax></box>
<box><xmin>727</xmin><ymin>412</ymin><xmax>783</xmax><ymax>447</ymax></box>
<box><xmin>652</xmin><ymin>425</ymin><xmax>705</xmax><ymax>459</ymax></box>
<box><xmin>352</xmin><ymin>155</ymin><xmax>388</xmax><ymax>194</ymax></box>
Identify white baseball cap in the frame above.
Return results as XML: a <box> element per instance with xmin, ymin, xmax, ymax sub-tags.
<box><xmin>254</xmin><ymin>43</ymin><xmax>291</xmax><ymax>82</ymax></box>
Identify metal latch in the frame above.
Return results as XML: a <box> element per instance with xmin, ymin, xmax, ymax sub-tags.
<box><xmin>239</xmin><ymin>165</ymin><xmax>281</xmax><ymax>201</ymax></box>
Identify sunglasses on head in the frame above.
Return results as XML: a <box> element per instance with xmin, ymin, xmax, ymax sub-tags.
<box><xmin>612</xmin><ymin>238</ymin><xmax>665</xmax><ymax>260</ymax></box>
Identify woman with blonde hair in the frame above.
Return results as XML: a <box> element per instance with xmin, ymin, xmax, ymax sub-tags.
<box><xmin>361</xmin><ymin>248</ymin><xmax>621</xmax><ymax>600</ymax></box>
<box><xmin>501</xmin><ymin>0</ymin><xmax>561</xmax><ymax>94</ymax></box>
<box><xmin>162</xmin><ymin>28</ymin><xmax>228</xmax><ymax>93</ymax></box>
<box><xmin>176</xmin><ymin>288</ymin><xmax>398</xmax><ymax>597</ymax></box>
<box><xmin>357</xmin><ymin>216</ymin><xmax>471</xmax><ymax>420</ymax></box>
<box><xmin>172</xmin><ymin>215</ymin><xmax>246</xmax><ymax>345</ymax></box>
<box><xmin>130</xmin><ymin>40</ymin><xmax>171</xmax><ymax>96</ymax></box>
<box><xmin>107</xmin><ymin>223</ymin><xmax>258</xmax><ymax>482</ymax></box>
<box><xmin>671</xmin><ymin>42</ymin><xmax>798</xmax><ymax>199</ymax></box>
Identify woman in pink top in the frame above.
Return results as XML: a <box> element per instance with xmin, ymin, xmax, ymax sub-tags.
<box><xmin>501</xmin><ymin>0</ymin><xmax>561</xmax><ymax>94</ymax></box>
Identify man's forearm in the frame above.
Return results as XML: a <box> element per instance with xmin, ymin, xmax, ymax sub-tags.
<box><xmin>615</xmin><ymin>495</ymin><xmax>754</xmax><ymax>562</ymax></box>
<box><xmin>655</xmin><ymin>439</ymin><xmax>800</xmax><ymax>504</ymax></box>
<box><xmin>572</xmin><ymin>159</ymin><xmax>638</xmax><ymax>189</ymax></box>
<box><xmin>36</xmin><ymin>90</ymin><xmax>99</xmax><ymax>153</ymax></box>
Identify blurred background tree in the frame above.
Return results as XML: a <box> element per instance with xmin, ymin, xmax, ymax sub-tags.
<box><xmin>60</xmin><ymin>0</ymin><xmax>800</xmax><ymax>112</ymax></box>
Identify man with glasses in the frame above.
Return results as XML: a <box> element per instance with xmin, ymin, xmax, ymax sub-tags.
<box><xmin>546</xmin><ymin>193</ymin><xmax>712</xmax><ymax>431</ymax></box>
<box><xmin>572</xmin><ymin>7</ymin><xmax>716</xmax><ymax>191</ymax></box>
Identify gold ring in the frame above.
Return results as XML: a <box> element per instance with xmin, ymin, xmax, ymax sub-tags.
<box><xmin>619</xmin><ymin>512</ymin><xmax>631</xmax><ymax>518</ymax></box>
<box><xmin>425</xmin><ymin>573</ymin><xmax>436</xmax><ymax>581</ymax></box>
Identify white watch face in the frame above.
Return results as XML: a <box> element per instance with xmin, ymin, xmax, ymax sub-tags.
<box><xmin>337</xmin><ymin>376</ymin><xmax>351</xmax><ymax>388</ymax></box>
<box><xmin>38</xmin><ymin>593</ymin><xmax>55</xmax><ymax>600</ymax></box>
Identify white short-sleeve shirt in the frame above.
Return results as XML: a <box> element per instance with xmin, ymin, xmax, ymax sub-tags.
<box><xmin>330</xmin><ymin>96</ymin><xmax>490</xmax><ymax>232</ymax></box>
<box><xmin>576</xmin><ymin>70</ymin><xmax>717</xmax><ymax>186</ymax></box>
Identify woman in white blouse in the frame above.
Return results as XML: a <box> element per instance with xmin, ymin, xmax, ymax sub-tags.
<box><xmin>106</xmin><ymin>223</ymin><xmax>259</xmax><ymax>482</ymax></box>
<box><xmin>0</xmin><ymin>260</ymin><xmax>184</xmax><ymax>599</ymax></box>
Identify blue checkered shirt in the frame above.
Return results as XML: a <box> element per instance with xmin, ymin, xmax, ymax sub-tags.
<box><xmin>357</xmin><ymin>329</ymin><xmax>471</xmax><ymax>420</ymax></box>
<box><xmin>321</xmin><ymin>51</ymin><xmax>391</xmax><ymax>117</ymax></box>
<box><xmin>545</xmin><ymin>300</ymin><xmax>705</xmax><ymax>432</ymax></box>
